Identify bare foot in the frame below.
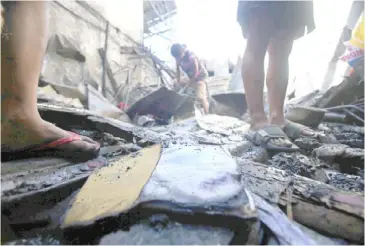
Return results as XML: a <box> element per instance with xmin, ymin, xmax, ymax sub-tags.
<box><xmin>1</xmin><ymin>113</ymin><xmax>100</xmax><ymax>158</ymax></box>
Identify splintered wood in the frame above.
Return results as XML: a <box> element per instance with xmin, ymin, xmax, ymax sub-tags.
<box><xmin>238</xmin><ymin>160</ymin><xmax>364</xmax><ymax>243</ymax></box>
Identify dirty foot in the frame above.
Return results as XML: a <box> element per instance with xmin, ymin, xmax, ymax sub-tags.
<box><xmin>283</xmin><ymin>120</ymin><xmax>318</xmax><ymax>140</ymax></box>
<box><xmin>245</xmin><ymin>124</ymin><xmax>299</xmax><ymax>152</ymax></box>
<box><xmin>1</xmin><ymin>115</ymin><xmax>100</xmax><ymax>162</ymax></box>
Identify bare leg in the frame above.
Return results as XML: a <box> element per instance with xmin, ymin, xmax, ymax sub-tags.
<box><xmin>1</xmin><ymin>2</ymin><xmax>99</xmax><ymax>155</ymax></box>
<box><xmin>241</xmin><ymin>10</ymin><xmax>272</xmax><ymax>130</ymax></box>
<box><xmin>195</xmin><ymin>80</ymin><xmax>209</xmax><ymax>114</ymax></box>
<box><xmin>266</xmin><ymin>35</ymin><xmax>294</xmax><ymax>126</ymax></box>
<box><xmin>267</xmin><ymin>32</ymin><xmax>314</xmax><ymax>139</ymax></box>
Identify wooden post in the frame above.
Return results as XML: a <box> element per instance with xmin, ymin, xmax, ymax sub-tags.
<box><xmin>101</xmin><ymin>21</ymin><xmax>110</xmax><ymax>97</ymax></box>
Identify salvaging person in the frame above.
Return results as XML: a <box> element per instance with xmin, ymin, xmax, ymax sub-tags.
<box><xmin>171</xmin><ymin>43</ymin><xmax>210</xmax><ymax>114</ymax></box>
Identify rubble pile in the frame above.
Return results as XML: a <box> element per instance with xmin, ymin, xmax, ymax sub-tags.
<box><xmin>1</xmin><ymin>61</ymin><xmax>364</xmax><ymax>245</ymax></box>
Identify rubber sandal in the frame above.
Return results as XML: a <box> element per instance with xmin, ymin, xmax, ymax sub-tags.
<box><xmin>1</xmin><ymin>132</ymin><xmax>100</xmax><ymax>162</ymax></box>
<box><xmin>245</xmin><ymin>125</ymin><xmax>299</xmax><ymax>152</ymax></box>
<box><xmin>283</xmin><ymin>120</ymin><xmax>319</xmax><ymax>140</ymax></box>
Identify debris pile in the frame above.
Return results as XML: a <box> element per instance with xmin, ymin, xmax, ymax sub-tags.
<box><xmin>1</xmin><ymin>44</ymin><xmax>364</xmax><ymax>246</ymax></box>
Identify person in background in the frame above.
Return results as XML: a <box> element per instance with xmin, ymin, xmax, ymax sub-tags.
<box><xmin>1</xmin><ymin>2</ymin><xmax>100</xmax><ymax>161</ymax></box>
<box><xmin>170</xmin><ymin>43</ymin><xmax>210</xmax><ymax>114</ymax></box>
<box><xmin>322</xmin><ymin>0</ymin><xmax>364</xmax><ymax>91</ymax></box>
<box><xmin>237</xmin><ymin>1</ymin><xmax>316</xmax><ymax>152</ymax></box>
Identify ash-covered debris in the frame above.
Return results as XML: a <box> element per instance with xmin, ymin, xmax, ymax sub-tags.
<box><xmin>320</xmin><ymin>123</ymin><xmax>364</xmax><ymax>148</ymax></box>
<box><xmin>99</xmin><ymin>220</ymin><xmax>234</xmax><ymax>245</ymax></box>
<box><xmin>327</xmin><ymin>172</ymin><xmax>364</xmax><ymax>192</ymax></box>
<box><xmin>4</xmin><ymin>235</ymin><xmax>61</xmax><ymax>245</ymax></box>
<box><xmin>312</xmin><ymin>144</ymin><xmax>349</xmax><ymax>162</ymax></box>
<box><xmin>324</xmin><ymin>123</ymin><xmax>364</xmax><ymax>135</ymax></box>
<box><xmin>333</xmin><ymin>131</ymin><xmax>364</xmax><ymax>148</ymax></box>
<box><xmin>294</xmin><ymin>138</ymin><xmax>322</xmax><ymax>152</ymax></box>
<box><xmin>268</xmin><ymin>153</ymin><xmax>321</xmax><ymax>178</ymax></box>
<box><xmin>227</xmin><ymin>141</ymin><xmax>269</xmax><ymax>164</ymax></box>
<box><xmin>101</xmin><ymin>133</ymin><xmax>126</xmax><ymax>146</ymax></box>
<box><xmin>342</xmin><ymin>147</ymin><xmax>364</xmax><ymax>163</ymax></box>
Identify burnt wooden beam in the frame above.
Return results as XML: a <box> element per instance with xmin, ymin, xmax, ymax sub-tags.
<box><xmin>98</xmin><ymin>48</ymin><xmax>119</xmax><ymax>94</ymax></box>
<box><xmin>238</xmin><ymin>160</ymin><xmax>364</xmax><ymax>243</ymax></box>
<box><xmin>101</xmin><ymin>21</ymin><xmax>110</xmax><ymax>97</ymax></box>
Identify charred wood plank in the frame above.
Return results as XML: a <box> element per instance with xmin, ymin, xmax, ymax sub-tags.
<box><xmin>98</xmin><ymin>48</ymin><xmax>119</xmax><ymax>94</ymax></box>
<box><xmin>237</xmin><ymin>160</ymin><xmax>364</xmax><ymax>243</ymax></box>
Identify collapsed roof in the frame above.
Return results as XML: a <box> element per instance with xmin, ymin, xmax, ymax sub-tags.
<box><xmin>143</xmin><ymin>0</ymin><xmax>177</xmax><ymax>35</ymax></box>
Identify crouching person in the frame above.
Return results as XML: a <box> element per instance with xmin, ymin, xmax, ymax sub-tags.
<box><xmin>171</xmin><ymin>43</ymin><xmax>209</xmax><ymax>114</ymax></box>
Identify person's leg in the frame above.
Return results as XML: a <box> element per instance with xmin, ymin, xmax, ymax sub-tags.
<box><xmin>1</xmin><ymin>2</ymin><xmax>99</xmax><ymax>156</ymax></box>
<box><xmin>194</xmin><ymin>80</ymin><xmax>209</xmax><ymax>114</ymax></box>
<box><xmin>266</xmin><ymin>34</ymin><xmax>294</xmax><ymax>127</ymax></box>
<box><xmin>239</xmin><ymin>5</ymin><xmax>300</xmax><ymax>151</ymax></box>
<box><xmin>241</xmin><ymin>8</ymin><xmax>273</xmax><ymax>130</ymax></box>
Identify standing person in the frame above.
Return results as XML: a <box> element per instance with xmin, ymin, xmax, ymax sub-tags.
<box><xmin>1</xmin><ymin>1</ymin><xmax>100</xmax><ymax>162</ymax></box>
<box><xmin>322</xmin><ymin>0</ymin><xmax>364</xmax><ymax>91</ymax></box>
<box><xmin>237</xmin><ymin>1</ymin><xmax>316</xmax><ymax>152</ymax></box>
<box><xmin>171</xmin><ymin>43</ymin><xmax>210</xmax><ymax>114</ymax></box>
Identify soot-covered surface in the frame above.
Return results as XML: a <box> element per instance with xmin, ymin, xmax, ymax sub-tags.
<box><xmin>2</xmin><ymin>110</ymin><xmax>364</xmax><ymax>245</ymax></box>
<box><xmin>99</xmin><ymin>219</ymin><xmax>234</xmax><ymax>245</ymax></box>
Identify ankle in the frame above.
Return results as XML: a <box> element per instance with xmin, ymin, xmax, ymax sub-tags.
<box><xmin>249</xmin><ymin>113</ymin><xmax>268</xmax><ymax>130</ymax></box>
<box><xmin>2</xmin><ymin>100</ymin><xmax>39</xmax><ymax>122</ymax></box>
<box><xmin>269</xmin><ymin>113</ymin><xmax>285</xmax><ymax>126</ymax></box>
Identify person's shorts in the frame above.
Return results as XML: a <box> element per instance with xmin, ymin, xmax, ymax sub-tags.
<box><xmin>237</xmin><ymin>1</ymin><xmax>312</xmax><ymax>40</ymax></box>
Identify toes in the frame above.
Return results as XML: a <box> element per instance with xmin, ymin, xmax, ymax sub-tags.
<box><xmin>76</xmin><ymin>137</ymin><xmax>100</xmax><ymax>151</ymax></box>
<box><xmin>80</xmin><ymin>135</ymin><xmax>100</xmax><ymax>146</ymax></box>
<box><xmin>270</xmin><ymin>138</ymin><xmax>292</xmax><ymax>147</ymax></box>
<box><xmin>301</xmin><ymin>129</ymin><xmax>316</xmax><ymax>137</ymax></box>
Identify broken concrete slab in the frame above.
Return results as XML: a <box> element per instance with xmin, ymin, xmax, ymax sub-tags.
<box><xmin>37</xmin><ymin>85</ymin><xmax>84</xmax><ymax>108</ymax></box>
<box><xmin>50</xmin><ymin>33</ymin><xmax>86</xmax><ymax>62</ymax></box>
<box><xmin>47</xmin><ymin>82</ymin><xmax>87</xmax><ymax>102</ymax></box>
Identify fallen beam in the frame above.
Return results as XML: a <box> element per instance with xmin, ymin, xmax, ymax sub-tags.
<box><xmin>98</xmin><ymin>48</ymin><xmax>119</xmax><ymax>94</ymax></box>
<box><xmin>237</xmin><ymin>160</ymin><xmax>364</xmax><ymax>243</ymax></box>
